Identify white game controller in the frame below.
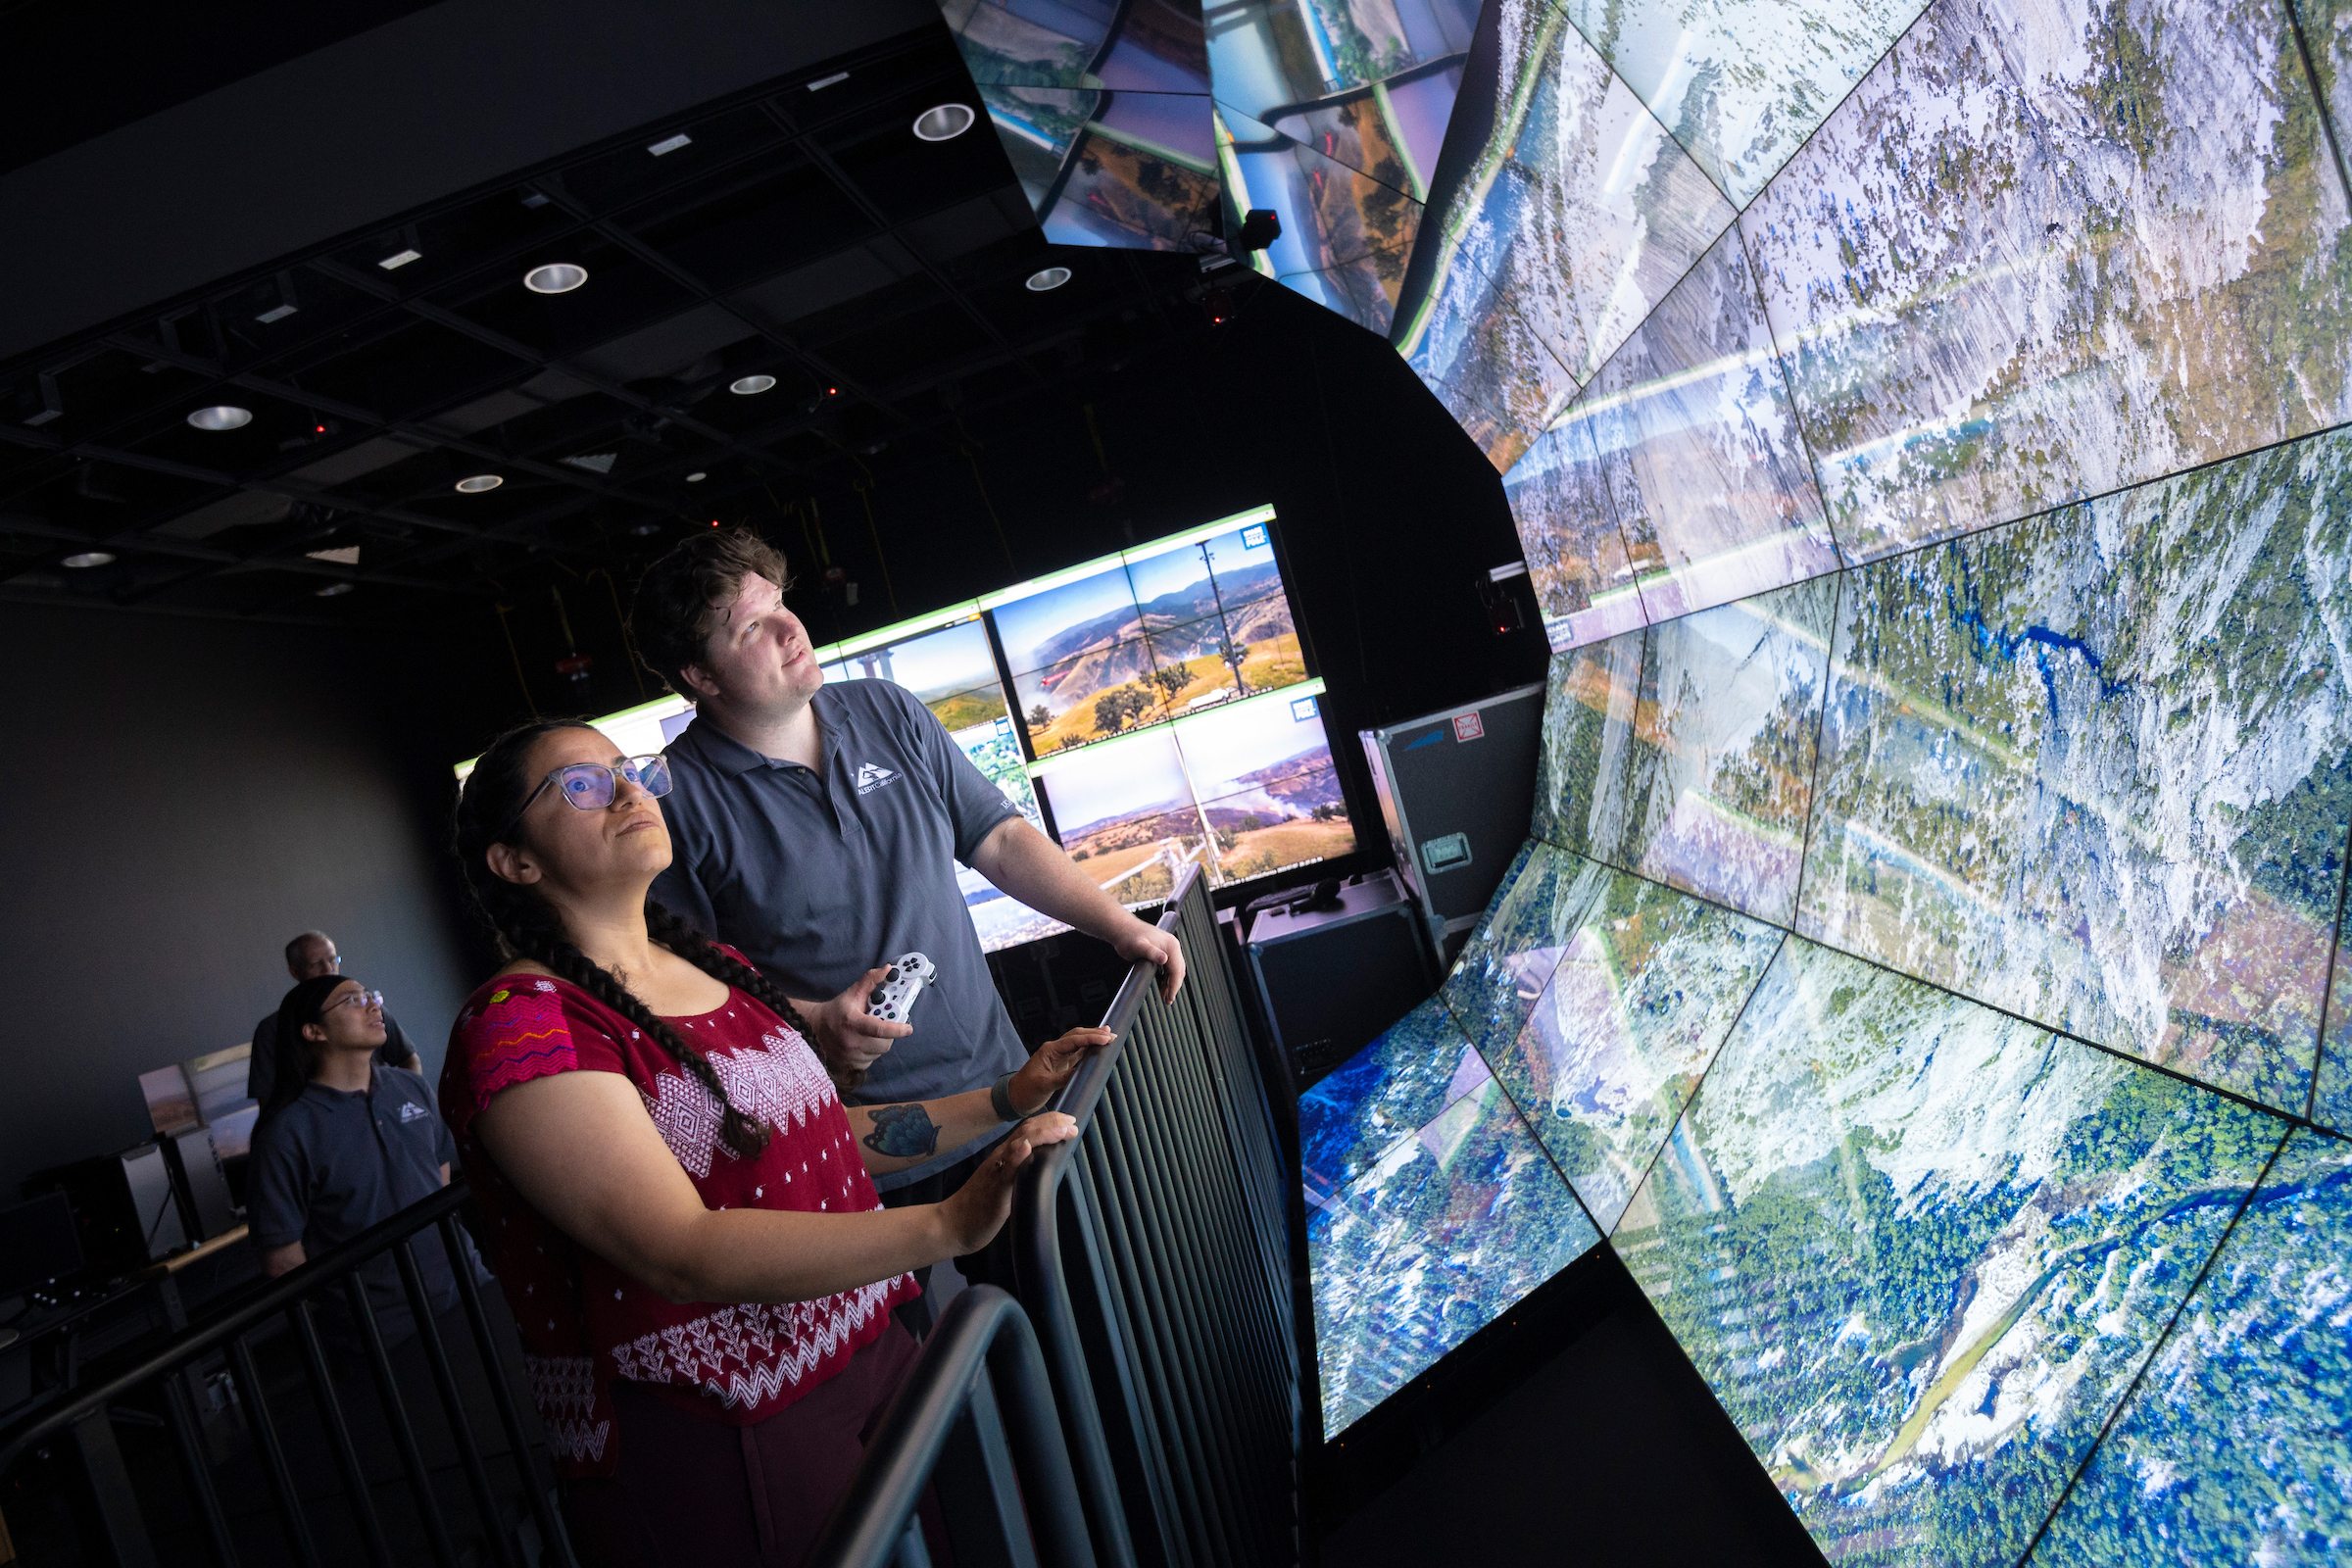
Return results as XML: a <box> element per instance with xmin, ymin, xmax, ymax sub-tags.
<box><xmin>866</xmin><ymin>953</ymin><xmax>937</xmax><ymax>1025</ymax></box>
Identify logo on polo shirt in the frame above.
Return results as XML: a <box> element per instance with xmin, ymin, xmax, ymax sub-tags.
<box><xmin>399</xmin><ymin>1102</ymin><xmax>431</xmax><ymax>1124</ymax></box>
<box><xmin>855</xmin><ymin>762</ymin><xmax>899</xmax><ymax>795</ymax></box>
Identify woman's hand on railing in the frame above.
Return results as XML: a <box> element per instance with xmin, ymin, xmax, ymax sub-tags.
<box><xmin>937</xmin><ymin>1113</ymin><xmax>1079</xmax><ymax>1255</ymax></box>
<box><xmin>1008</xmin><ymin>1026</ymin><xmax>1115</xmax><ymax>1115</ymax></box>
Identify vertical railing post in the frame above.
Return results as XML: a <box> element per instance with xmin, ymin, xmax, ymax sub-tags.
<box><xmin>69</xmin><ymin>1409</ymin><xmax>159</xmax><ymax>1568</ymax></box>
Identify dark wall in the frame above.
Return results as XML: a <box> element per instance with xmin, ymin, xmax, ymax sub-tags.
<box><xmin>0</xmin><ymin>603</ymin><xmax>478</xmax><ymax>1197</ymax></box>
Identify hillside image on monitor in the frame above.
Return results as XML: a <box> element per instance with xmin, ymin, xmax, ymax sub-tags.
<box><xmin>1128</xmin><ymin>521</ymin><xmax>1304</xmax><ymax>704</ymax></box>
<box><xmin>1178</xmin><ymin>690</ymin><xmax>1353</xmax><ymax>886</ymax></box>
<box><xmin>821</xmin><ymin>612</ymin><xmax>1006</xmax><ymax>733</ymax></box>
<box><xmin>1031</xmin><ymin>728</ymin><xmax>1209</xmax><ymax>908</ymax></box>
<box><xmin>990</xmin><ymin>514</ymin><xmax>1303</xmax><ymax>757</ymax></box>
<box><xmin>1031</xmin><ymin>681</ymin><xmax>1354</xmax><ymax>906</ymax></box>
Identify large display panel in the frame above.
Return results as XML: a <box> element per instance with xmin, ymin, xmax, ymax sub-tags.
<box><xmin>1300</xmin><ymin>0</ymin><xmax>2352</xmax><ymax>1548</ymax></box>
<box><xmin>2028</xmin><ymin>1128</ymin><xmax>2352</xmax><ymax>1563</ymax></box>
<box><xmin>987</xmin><ymin>513</ymin><xmax>1304</xmax><ymax>756</ymax></box>
<box><xmin>1739</xmin><ymin>0</ymin><xmax>2352</xmax><ymax>565</ymax></box>
<box><xmin>1795</xmin><ymin>435</ymin><xmax>2352</xmax><ymax>1116</ymax></box>
<box><xmin>455</xmin><ymin>507</ymin><xmax>1349</xmax><ymax>950</ymax></box>
<box><xmin>1553</xmin><ymin>0</ymin><xmax>1929</xmax><ymax>206</ymax></box>
<box><xmin>1614</xmin><ymin>938</ymin><xmax>2284</xmax><ymax>1566</ymax></box>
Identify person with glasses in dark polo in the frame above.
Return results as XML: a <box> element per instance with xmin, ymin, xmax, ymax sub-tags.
<box><xmin>247</xmin><ymin>931</ymin><xmax>420</xmax><ymax>1109</ymax></box>
<box><xmin>247</xmin><ymin>976</ymin><xmax>532</xmax><ymax>1554</ymax></box>
<box><xmin>248</xmin><ymin>975</ymin><xmax>483</xmax><ymax>1344</ymax></box>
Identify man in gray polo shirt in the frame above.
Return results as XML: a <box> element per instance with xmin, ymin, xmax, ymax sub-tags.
<box><xmin>632</xmin><ymin>531</ymin><xmax>1184</xmax><ymax>1215</ymax></box>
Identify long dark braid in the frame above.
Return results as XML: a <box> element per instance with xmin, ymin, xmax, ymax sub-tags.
<box><xmin>454</xmin><ymin>720</ymin><xmax>814</xmax><ymax>1159</ymax></box>
<box><xmin>643</xmin><ymin>902</ymin><xmax>863</xmax><ymax>1095</ymax></box>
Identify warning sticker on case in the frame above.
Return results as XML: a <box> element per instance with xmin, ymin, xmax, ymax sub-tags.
<box><xmin>1451</xmin><ymin>712</ymin><xmax>1485</xmax><ymax>742</ymax></box>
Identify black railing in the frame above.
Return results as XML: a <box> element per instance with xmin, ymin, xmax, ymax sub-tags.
<box><xmin>808</xmin><ymin>1286</ymin><xmax>1096</xmax><ymax>1568</ymax></box>
<box><xmin>1012</xmin><ymin>865</ymin><xmax>1300</xmax><ymax>1568</ymax></box>
<box><xmin>6</xmin><ymin>869</ymin><xmax>1296</xmax><ymax>1567</ymax></box>
<box><xmin>0</xmin><ymin>1181</ymin><xmax>565</xmax><ymax>1568</ymax></box>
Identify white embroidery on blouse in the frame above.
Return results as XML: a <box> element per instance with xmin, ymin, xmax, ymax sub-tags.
<box><xmin>636</xmin><ymin>1029</ymin><xmax>837</xmax><ymax>1178</ymax></box>
<box><xmin>608</xmin><ymin>1278</ymin><xmax>904</xmax><ymax>1409</ymax></box>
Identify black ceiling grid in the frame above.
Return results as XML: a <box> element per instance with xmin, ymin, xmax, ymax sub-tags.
<box><xmin>0</xmin><ymin>23</ymin><xmax>1208</xmax><ymax>624</ymax></box>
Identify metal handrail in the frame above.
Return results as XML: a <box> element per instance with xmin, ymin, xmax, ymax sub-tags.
<box><xmin>0</xmin><ymin>1179</ymin><xmax>470</xmax><ymax>1471</ymax></box>
<box><xmin>808</xmin><ymin>1286</ymin><xmax>1097</xmax><ymax>1568</ymax></box>
<box><xmin>0</xmin><ymin>1178</ymin><xmax>569</xmax><ymax>1568</ymax></box>
<box><xmin>1012</xmin><ymin>865</ymin><xmax>1300</xmax><ymax>1567</ymax></box>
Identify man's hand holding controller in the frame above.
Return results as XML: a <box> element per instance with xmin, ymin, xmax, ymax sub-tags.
<box><xmin>798</xmin><ymin>954</ymin><xmax>934</xmax><ymax>1076</ymax></box>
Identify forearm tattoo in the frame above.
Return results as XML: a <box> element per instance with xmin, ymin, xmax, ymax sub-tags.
<box><xmin>862</xmin><ymin>1102</ymin><xmax>941</xmax><ymax>1159</ymax></box>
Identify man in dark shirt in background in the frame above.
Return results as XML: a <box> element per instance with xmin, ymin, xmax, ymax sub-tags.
<box><xmin>248</xmin><ymin>931</ymin><xmax>419</xmax><ymax>1107</ymax></box>
<box><xmin>631</xmin><ymin>530</ymin><xmax>1180</xmax><ymax>1308</ymax></box>
<box><xmin>248</xmin><ymin>974</ymin><xmax>478</xmax><ymax>1344</ymax></box>
<box><xmin>247</xmin><ymin>975</ymin><xmax>529</xmax><ymax>1547</ymax></box>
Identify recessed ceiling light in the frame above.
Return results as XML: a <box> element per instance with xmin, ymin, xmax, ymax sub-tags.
<box><xmin>315</xmin><ymin>582</ymin><xmax>354</xmax><ymax>598</ymax></box>
<box><xmin>523</xmin><ymin>262</ymin><xmax>588</xmax><ymax>294</ymax></box>
<box><xmin>378</xmin><ymin>249</ymin><xmax>422</xmax><ymax>270</ymax></box>
<box><xmin>256</xmin><ymin>304</ymin><xmax>298</xmax><ymax>323</ymax></box>
<box><xmin>912</xmin><ymin>103</ymin><xmax>976</xmax><ymax>141</ymax></box>
<box><xmin>1026</xmin><ymin>266</ymin><xmax>1072</xmax><ymax>291</ymax></box>
<box><xmin>187</xmin><ymin>406</ymin><xmax>252</xmax><ymax>430</ymax></box>
<box><xmin>647</xmin><ymin>132</ymin><xmax>693</xmax><ymax>156</ymax></box>
<box><xmin>455</xmin><ymin>474</ymin><xmax>504</xmax><ymax>493</ymax></box>
<box><xmin>686</xmin><ymin>471</ymin><xmax>708</xmax><ymax>482</ymax></box>
<box><xmin>61</xmin><ymin>551</ymin><xmax>115</xmax><ymax>568</ymax></box>
<box><xmin>729</xmin><ymin>374</ymin><xmax>777</xmax><ymax>395</ymax></box>
<box><xmin>520</xmin><ymin>192</ymin><xmax>552</xmax><ymax>209</ymax></box>
<box><xmin>629</xmin><ymin>521</ymin><xmax>662</xmax><ymax>536</ymax></box>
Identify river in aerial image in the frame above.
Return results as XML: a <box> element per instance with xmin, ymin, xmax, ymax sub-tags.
<box><xmin>1612</xmin><ymin>938</ymin><xmax>2288</xmax><ymax>1568</ymax></box>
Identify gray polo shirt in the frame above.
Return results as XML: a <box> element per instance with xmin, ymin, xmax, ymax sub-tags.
<box><xmin>247</xmin><ymin>1064</ymin><xmax>483</xmax><ymax>1345</ymax></box>
<box><xmin>651</xmin><ymin>679</ymin><xmax>1027</xmax><ymax>1190</ymax></box>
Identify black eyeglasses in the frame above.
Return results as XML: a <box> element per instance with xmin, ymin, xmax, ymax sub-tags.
<box><xmin>498</xmin><ymin>755</ymin><xmax>672</xmax><ymax>842</ymax></box>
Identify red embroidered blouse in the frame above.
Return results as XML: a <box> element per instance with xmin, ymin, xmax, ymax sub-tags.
<box><xmin>439</xmin><ymin>961</ymin><xmax>917</xmax><ymax>1477</ymax></box>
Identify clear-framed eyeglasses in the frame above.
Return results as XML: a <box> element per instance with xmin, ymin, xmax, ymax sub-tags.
<box><xmin>500</xmin><ymin>754</ymin><xmax>672</xmax><ymax>841</ymax></box>
<box><xmin>327</xmin><ymin>989</ymin><xmax>385</xmax><ymax>1014</ymax></box>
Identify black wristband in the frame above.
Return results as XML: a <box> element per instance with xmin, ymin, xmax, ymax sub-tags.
<box><xmin>990</xmin><ymin>1070</ymin><xmax>1022</xmax><ymax>1123</ymax></box>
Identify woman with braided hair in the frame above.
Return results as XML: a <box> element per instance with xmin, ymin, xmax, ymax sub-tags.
<box><xmin>442</xmin><ymin>718</ymin><xmax>1110</xmax><ymax>1566</ymax></box>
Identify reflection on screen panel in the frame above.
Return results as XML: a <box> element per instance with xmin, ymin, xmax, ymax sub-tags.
<box><xmin>1304</xmin><ymin>996</ymin><xmax>1599</xmax><ymax>1436</ymax></box>
<box><xmin>946</xmin><ymin>0</ymin><xmax>1222</xmax><ymax>251</ymax></box>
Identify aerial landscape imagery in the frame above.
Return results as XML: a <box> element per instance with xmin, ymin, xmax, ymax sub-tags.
<box><xmin>1299</xmin><ymin>0</ymin><xmax>2352</xmax><ymax>1546</ymax></box>
<box><xmin>991</xmin><ymin>522</ymin><xmax>1307</xmax><ymax>757</ymax></box>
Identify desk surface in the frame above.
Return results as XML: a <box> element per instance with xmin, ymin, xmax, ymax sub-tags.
<box><xmin>143</xmin><ymin>1225</ymin><xmax>248</xmax><ymax>1277</ymax></box>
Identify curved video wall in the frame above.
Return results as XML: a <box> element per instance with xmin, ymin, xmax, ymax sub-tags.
<box><xmin>1298</xmin><ymin>0</ymin><xmax>2352</xmax><ymax>1560</ymax></box>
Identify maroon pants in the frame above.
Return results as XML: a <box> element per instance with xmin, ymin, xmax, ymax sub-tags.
<box><xmin>559</xmin><ymin>1321</ymin><xmax>942</xmax><ymax>1568</ymax></box>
